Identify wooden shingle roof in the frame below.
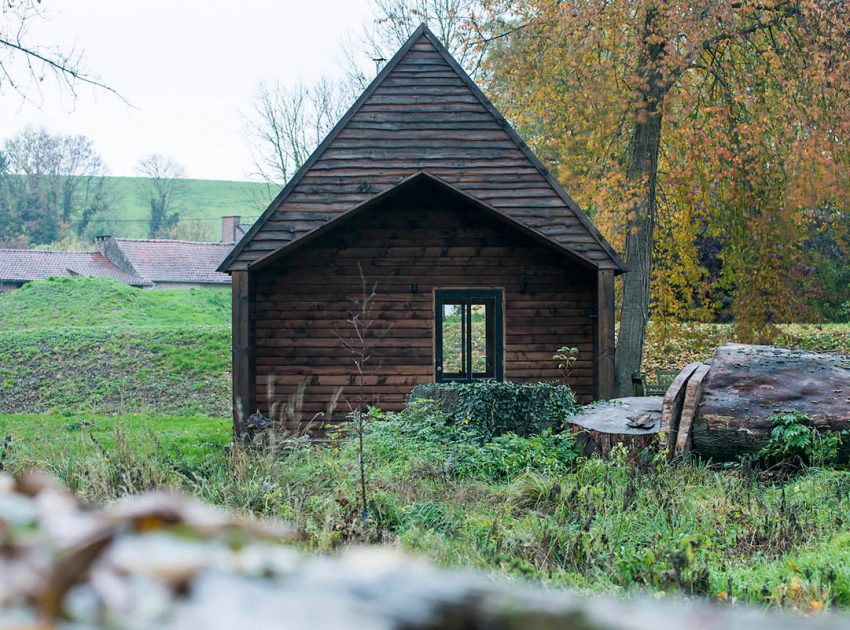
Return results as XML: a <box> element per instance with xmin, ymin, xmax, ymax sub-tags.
<box><xmin>220</xmin><ymin>24</ymin><xmax>624</xmax><ymax>273</ymax></box>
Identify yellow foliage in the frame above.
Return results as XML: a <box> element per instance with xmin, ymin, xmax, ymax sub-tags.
<box><xmin>480</xmin><ymin>0</ymin><xmax>850</xmax><ymax>330</ymax></box>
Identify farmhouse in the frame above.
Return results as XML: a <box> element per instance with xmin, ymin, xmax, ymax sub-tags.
<box><xmin>0</xmin><ymin>216</ymin><xmax>245</xmax><ymax>293</ymax></box>
<box><xmin>92</xmin><ymin>236</ymin><xmax>232</xmax><ymax>289</ymax></box>
<box><xmin>220</xmin><ymin>24</ymin><xmax>625</xmax><ymax>432</ymax></box>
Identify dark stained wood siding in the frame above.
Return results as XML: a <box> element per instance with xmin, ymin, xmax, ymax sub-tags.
<box><xmin>225</xmin><ymin>33</ymin><xmax>619</xmax><ymax>272</ymax></box>
<box><xmin>252</xmin><ymin>181</ymin><xmax>597</xmax><ymax>428</ymax></box>
<box><xmin>231</xmin><ymin>271</ymin><xmax>255</xmax><ymax>433</ymax></box>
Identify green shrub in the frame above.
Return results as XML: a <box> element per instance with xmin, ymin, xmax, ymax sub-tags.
<box><xmin>757</xmin><ymin>411</ymin><xmax>846</xmax><ymax>469</ymax></box>
<box><xmin>362</xmin><ymin>401</ymin><xmax>576</xmax><ymax>482</ymax></box>
<box><xmin>410</xmin><ymin>381</ymin><xmax>576</xmax><ymax>440</ymax></box>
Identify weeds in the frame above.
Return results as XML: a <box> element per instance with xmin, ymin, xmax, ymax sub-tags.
<box><xmin>757</xmin><ymin>411</ymin><xmax>847</xmax><ymax>471</ymax></box>
<box><xmin>4</xmin><ymin>402</ymin><xmax>850</xmax><ymax>611</ymax></box>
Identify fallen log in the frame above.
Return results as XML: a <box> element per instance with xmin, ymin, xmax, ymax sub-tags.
<box><xmin>691</xmin><ymin>344</ymin><xmax>850</xmax><ymax>461</ymax></box>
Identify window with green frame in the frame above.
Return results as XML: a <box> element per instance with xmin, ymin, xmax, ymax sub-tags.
<box><xmin>435</xmin><ymin>289</ymin><xmax>503</xmax><ymax>382</ymax></box>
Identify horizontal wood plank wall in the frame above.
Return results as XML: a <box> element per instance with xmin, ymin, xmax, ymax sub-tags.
<box><xmin>253</xmin><ymin>181</ymin><xmax>596</xmax><ymax>430</ymax></box>
<box><xmin>228</xmin><ymin>35</ymin><xmax>615</xmax><ymax>271</ymax></box>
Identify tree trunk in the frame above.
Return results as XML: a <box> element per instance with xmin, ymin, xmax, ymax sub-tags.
<box><xmin>614</xmin><ymin>8</ymin><xmax>667</xmax><ymax>397</ymax></box>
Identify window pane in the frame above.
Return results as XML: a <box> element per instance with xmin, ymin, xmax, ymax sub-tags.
<box><xmin>442</xmin><ymin>300</ymin><xmax>465</xmax><ymax>376</ymax></box>
<box><xmin>470</xmin><ymin>297</ymin><xmax>496</xmax><ymax>377</ymax></box>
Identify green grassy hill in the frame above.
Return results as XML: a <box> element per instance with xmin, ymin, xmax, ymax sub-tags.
<box><xmin>0</xmin><ymin>277</ymin><xmax>230</xmax><ymax>416</ymax></box>
<box><xmin>0</xmin><ymin>276</ymin><xmax>230</xmax><ymax>330</ymax></box>
<box><xmin>86</xmin><ymin>176</ymin><xmax>276</xmax><ymax>240</ymax></box>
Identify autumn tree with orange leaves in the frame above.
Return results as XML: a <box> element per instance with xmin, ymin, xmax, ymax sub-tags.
<box><xmin>480</xmin><ymin>0</ymin><xmax>850</xmax><ymax>394</ymax></box>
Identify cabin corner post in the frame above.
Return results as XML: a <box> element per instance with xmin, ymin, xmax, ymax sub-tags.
<box><xmin>231</xmin><ymin>270</ymin><xmax>256</xmax><ymax>437</ymax></box>
<box><xmin>595</xmin><ymin>269</ymin><xmax>615</xmax><ymax>400</ymax></box>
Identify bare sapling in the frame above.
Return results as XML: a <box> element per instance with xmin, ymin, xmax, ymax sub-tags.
<box><xmin>335</xmin><ymin>263</ymin><xmax>391</xmax><ymax>533</ymax></box>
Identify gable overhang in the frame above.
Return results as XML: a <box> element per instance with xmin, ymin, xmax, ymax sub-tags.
<box><xmin>248</xmin><ymin>171</ymin><xmax>603</xmax><ymax>273</ymax></box>
<box><xmin>219</xmin><ymin>23</ymin><xmax>625</xmax><ymax>275</ymax></box>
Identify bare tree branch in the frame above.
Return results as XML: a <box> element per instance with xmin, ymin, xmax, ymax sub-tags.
<box><xmin>0</xmin><ymin>1</ymin><xmax>132</xmax><ymax>106</ymax></box>
<box><xmin>243</xmin><ymin>77</ymin><xmax>351</xmax><ymax>186</ymax></box>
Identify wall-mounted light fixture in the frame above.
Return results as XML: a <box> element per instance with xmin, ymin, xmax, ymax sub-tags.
<box><xmin>519</xmin><ymin>278</ymin><xmax>527</xmax><ymax>294</ymax></box>
<box><xmin>411</xmin><ymin>283</ymin><xmax>418</xmax><ymax>293</ymax></box>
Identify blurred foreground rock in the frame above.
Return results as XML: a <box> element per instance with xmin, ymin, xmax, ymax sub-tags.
<box><xmin>1</xmin><ymin>472</ymin><xmax>847</xmax><ymax>629</ymax></box>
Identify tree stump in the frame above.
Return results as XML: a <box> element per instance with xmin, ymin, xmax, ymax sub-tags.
<box><xmin>569</xmin><ymin>396</ymin><xmax>661</xmax><ymax>458</ymax></box>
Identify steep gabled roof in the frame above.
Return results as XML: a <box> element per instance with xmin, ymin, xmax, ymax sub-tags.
<box><xmin>220</xmin><ymin>23</ymin><xmax>624</xmax><ymax>274</ymax></box>
<box><xmin>0</xmin><ymin>250</ymin><xmax>150</xmax><ymax>286</ymax></box>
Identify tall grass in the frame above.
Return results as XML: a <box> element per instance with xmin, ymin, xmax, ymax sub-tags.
<box><xmin>4</xmin><ymin>401</ymin><xmax>849</xmax><ymax>612</ymax></box>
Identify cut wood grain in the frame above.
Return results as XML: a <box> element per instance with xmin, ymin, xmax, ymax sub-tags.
<box><xmin>674</xmin><ymin>362</ymin><xmax>711</xmax><ymax>457</ymax></box>
<box><xmin>692</xmin><ymin>344</ymin><xmax>850</xmax><ymax>461</ymax></box>
<box><xmin>661</xmin><ymin>361</ymin><xmax>703</xmax><ymax>454</ymax></box>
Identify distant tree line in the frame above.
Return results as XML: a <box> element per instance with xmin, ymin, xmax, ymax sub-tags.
<box><xmin>0</xmin><ymin>127</ymin><xmax>110</xmax><ymax>246</ymax></box>
<box><xmin>0</xmin><ymin>127</ymin><xmax>192</xmax><ymax>246</ymax></box>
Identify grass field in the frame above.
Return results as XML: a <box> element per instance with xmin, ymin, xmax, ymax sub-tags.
<box><xmin>83</xmin><ymin>176</ymin><xmax>273</xmax><ymax>240</ymax></box>
<box><xmin>0</xmin><ymin>277</ymin><xmax>230</xmax><ymax>415</ymax></box>
<box><xmin>3</xmin><ymin>402</ymin><xmax>849</xmax><ymax>612</ymax></box>
<box><xmin>0</xmin><ymin>275</ymin><xmax>230</xmax><ymax>330</ymax></box>
<box><xmin>0</xmin><ymin>413</ymin><xmax>230</xmax><ymax>464</ymax></box>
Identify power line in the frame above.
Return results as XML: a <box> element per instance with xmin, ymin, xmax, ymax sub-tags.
<box><xmin>63</xmin><ymin>216</ymin><xmax>260</xmax><ymax>225</ymax></box>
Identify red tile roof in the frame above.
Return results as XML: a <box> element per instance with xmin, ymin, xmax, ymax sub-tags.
<box><xmin>112</xmin><ymin>239</ymin><xmax>232</xmax><ymax>284</ymax></box>
<box><xmin>0</xmin><ymin>250</ymin><xmax>150</xmax><ymax>286</ymax></box>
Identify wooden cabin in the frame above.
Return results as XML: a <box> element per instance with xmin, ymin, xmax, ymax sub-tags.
<box><xmin>219</xmin><ymin>24</ymin><xmax>625</xmax><ymax>433</ymax></box>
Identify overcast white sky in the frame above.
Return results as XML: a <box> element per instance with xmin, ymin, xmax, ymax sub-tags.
<box><xmin>1</xmin><ymin>0</ymin><xmax>377</xmax><ymax>181</ymax></box>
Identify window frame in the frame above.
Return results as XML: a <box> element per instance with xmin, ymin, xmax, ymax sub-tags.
<box><xmin>434</xmin><ymin>288</ymin><xmax>504</xmax><ymax>383</ymax></box>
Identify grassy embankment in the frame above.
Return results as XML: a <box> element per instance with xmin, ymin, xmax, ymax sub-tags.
<box><xmin>0</xmin><ymin>277</ymin><xmax>231</xmax><ymax>432</ymax></box>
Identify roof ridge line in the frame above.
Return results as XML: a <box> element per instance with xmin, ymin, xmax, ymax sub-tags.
<box><xmin>115</xmin><ymin>238</ymin><xmax>231</xmax><ymax>246</ymax></box>
<box><xmin>0</xmin><ymin>248</ymin><xmax>97</xmax><ymax>255</ymax></box>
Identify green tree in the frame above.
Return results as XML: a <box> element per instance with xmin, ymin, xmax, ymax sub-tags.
<box><xmin>136</xmin><ymin>155</ymin><xmax>186</xmax><ymax>238</ymax></box>
<box><xmin>0</xmin><ymin>127</ymin><xmax>110</xmax><ymax>246</ymax></box>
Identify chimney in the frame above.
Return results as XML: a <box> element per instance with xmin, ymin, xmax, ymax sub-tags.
<box><xmin>94</xmin><ymin>235</ymin><xmax>112</xmax><ymax>255</ymax></box>
<box><xmin>221</xmin><ymin>216</ymin><xmax>240</xmax><ymax>244</ymax></box>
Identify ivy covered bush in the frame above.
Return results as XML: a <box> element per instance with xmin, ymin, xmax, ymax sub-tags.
<box><xmin>409</xmin><ymin>381</ymin><xmax>576</xmax><ymax>441</ymax></box>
